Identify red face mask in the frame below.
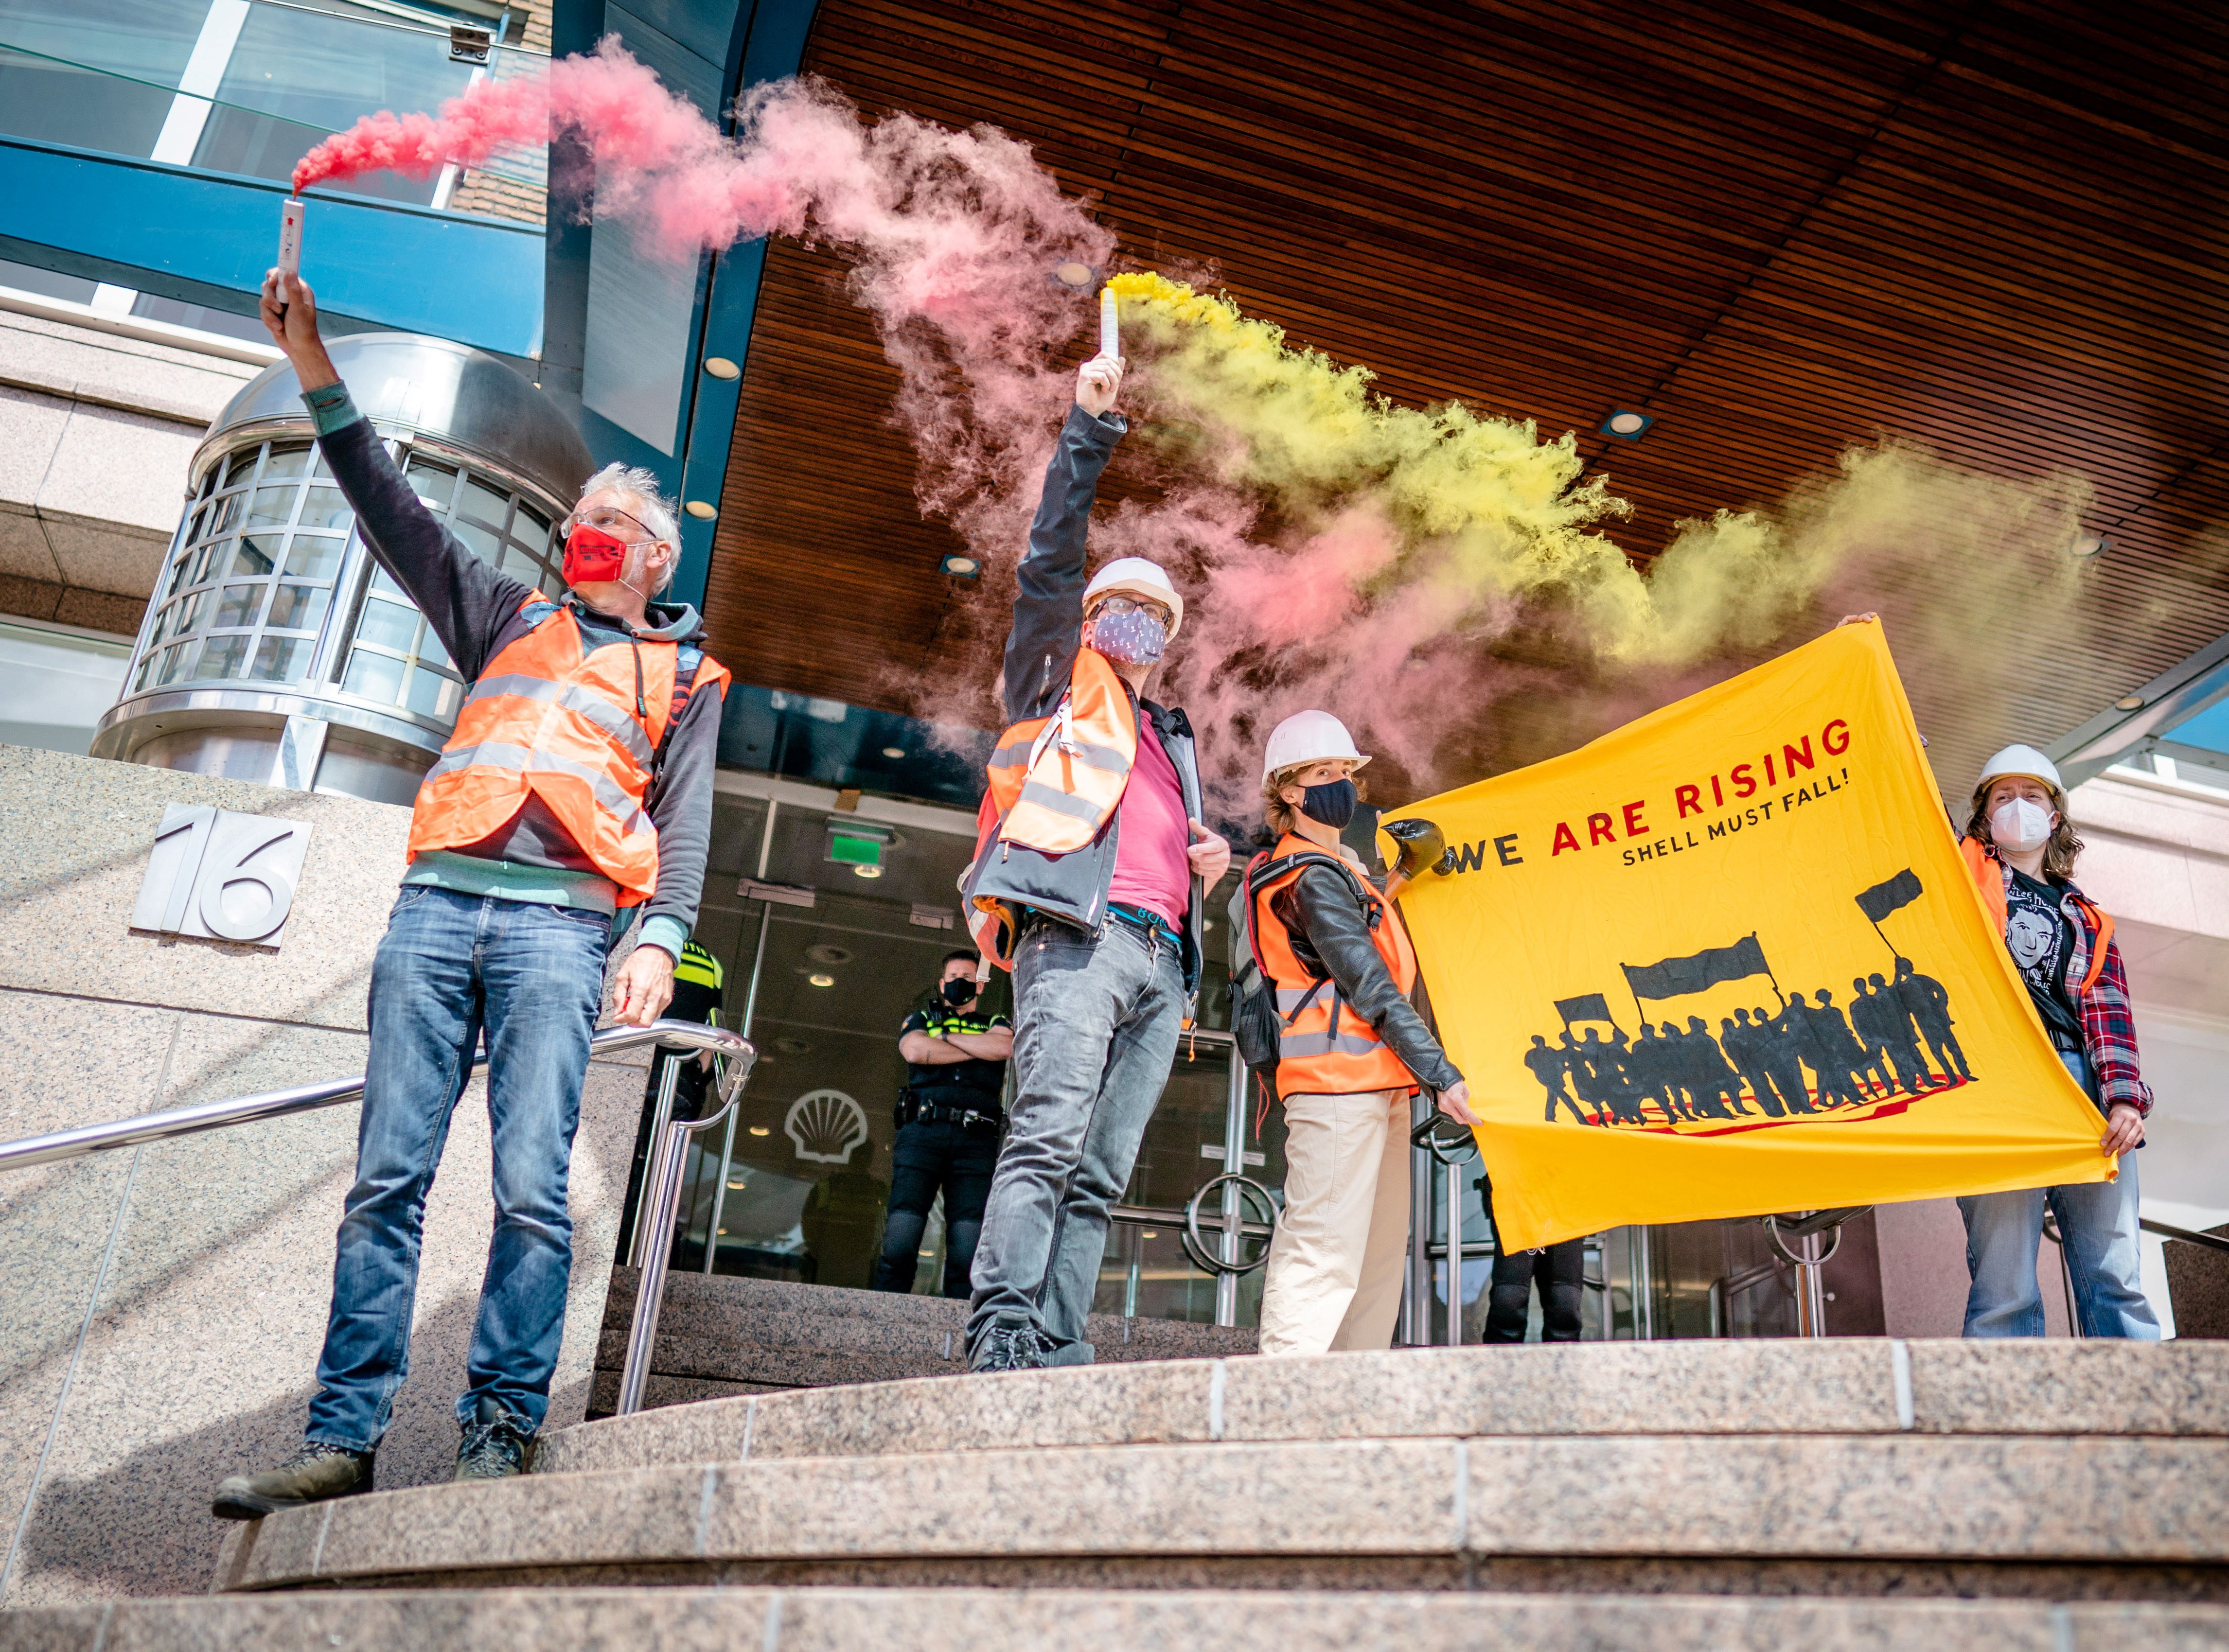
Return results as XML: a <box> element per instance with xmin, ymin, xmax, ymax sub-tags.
<box><xmin>562</xmin><ymin>523</ymin><xmax>631</xmax><ymax>585</ymax></box>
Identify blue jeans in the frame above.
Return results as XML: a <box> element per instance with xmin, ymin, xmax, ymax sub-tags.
<box><xmin>967</xmin><ymin>916</ymin><xmax>1184</xmax><ymax>1364</ymax></box>
<box><xmin>305</xmin><ymin>886</ymin><xmax>609</xmax><ymax>1449</ymax></box>
<box><xmin>1957</xmin><ymin>1051</ymin><xmax>2159</xmax><ymax>1340</ymax></box>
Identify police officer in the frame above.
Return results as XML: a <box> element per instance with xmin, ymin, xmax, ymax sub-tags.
<box><xmin>617</xmin><ymin>939</ymin><xmax>725</xmax><ymax>1263</ymax></box>
<box><xmin>872</xmin><ymin>950</ymin><xmax>1013</xmax><ymax>1297</ymax></box>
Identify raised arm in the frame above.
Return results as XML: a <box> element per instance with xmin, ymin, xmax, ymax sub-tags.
<box><xmin>1003</xmin><ymin>357</ymin><xmax>1127</xmax><ymax>724</ymax></box>
<box><xmin>259</xmin><ymin>271</ymin><xmax>532</xmax><ymax>680</ymax></box>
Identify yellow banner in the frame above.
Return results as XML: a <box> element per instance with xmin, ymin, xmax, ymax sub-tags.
<box><xmin>1384</xmin><ymin>621</ymin><xmax>2110</xmax><ymax>1251</ymax></box>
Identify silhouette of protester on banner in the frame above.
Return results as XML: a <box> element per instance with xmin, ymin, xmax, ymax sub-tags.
<box><xmin>1525</xmin><ymin>1034</ymin><xmax>1591</xmax><ymax>1125</ymax></box>
<box><xmin>1896</xmin><ymin>956</ymin><xmax>1972</xmax><ymax>1084</ymax></box>
<box><xmin>1852</xmin><ymin>972</ymin><xmax>1934</xmax><ymax>1094</ymax></box>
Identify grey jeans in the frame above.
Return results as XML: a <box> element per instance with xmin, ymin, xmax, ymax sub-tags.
<box><xmin>966</xmin><ymin>914</ymin><xmax>1185</xmax><ymax>1363</ymax></box>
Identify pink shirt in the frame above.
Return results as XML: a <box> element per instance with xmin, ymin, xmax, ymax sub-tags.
<box><xmin>1105</xmin><ymin>725</ymin><xmax>1190</xmax><ymax>929</ymax></box>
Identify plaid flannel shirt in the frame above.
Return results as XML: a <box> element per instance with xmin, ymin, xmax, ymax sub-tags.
<box><xmin>1977</xmin><ymin>848</ymin><xmax>2153</xmax><ymax>1116</ymax></box>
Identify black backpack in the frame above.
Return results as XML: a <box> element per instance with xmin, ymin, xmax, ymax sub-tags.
<box><xmin>1225</xmin><ymin>847</ymin><xmax>1380</xmax><ymax>1079</ymax></box>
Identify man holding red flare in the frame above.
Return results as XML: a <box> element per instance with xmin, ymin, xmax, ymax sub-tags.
<box><xmin>212</xmin><ymin>271</ymin><xmax>728</xmax><ymax>1517</ymax></box>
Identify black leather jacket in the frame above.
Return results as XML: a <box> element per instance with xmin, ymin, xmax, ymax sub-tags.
<box><xmin>1273</xmin><ymin>867</ymin><xmax>1463</xmax><ymax>1092</ymax></box>
<box><xmin>964</xmin><ymin>404</ymin><xmax>1205</xmax><ymax>1005</ymax></box>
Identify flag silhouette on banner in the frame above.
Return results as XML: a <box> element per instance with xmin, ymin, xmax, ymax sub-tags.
<box><xmin>1554</xmin><ymin>993</ymin><xmax>1616</xmax><ymax>1027</ymax></box>
<box><xmin>1382</xmin><ymin>620</ymin><xmax>2110</xmax><ymax>1250</ymax></box>
<box><xmin>1857</xmin><ymin>868</ymin><xmax>1925</xmax><ymax>924</ymax></box>
<box><xmin>1622</xmin><ymin>934</ymin><xmax>1772</xmax><ymax>1004</ymax></box>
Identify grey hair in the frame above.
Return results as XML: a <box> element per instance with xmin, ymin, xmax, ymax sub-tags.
<box><xmin>576</xmin><ymin>462</ymin><xmax>681</xmax><ymax>595</ymax></box>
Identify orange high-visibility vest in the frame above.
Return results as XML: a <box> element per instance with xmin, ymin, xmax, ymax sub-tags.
<box><xmin>1252</xmin><ymin>832</ymin><xmax>1421</xmax><ymax>1097</ymax></box>
<box><xmin>966</xmin><ymin>649</ymin><xmax>1140</xmax><ymax>968</ymax></box>
<box><xmin>1958</xmin><ymin>836</ymin><xmax>2112</xmax><ymax>996</ymax></box>
<box><xmin>407</xmin><ymin>598</ymin><xmax>730</xmax><ymax>906</ymax></box>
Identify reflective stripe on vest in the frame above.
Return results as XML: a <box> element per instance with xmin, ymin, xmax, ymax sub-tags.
<box><xmin>406</xmin><ymin>598</ymin><xmax>730</xmax><ymax>905</ymax></box>
<box><xmin>984</xmin><ymin>650</ymin><xmax>1138</xmax><ymax>856</ymax></box>
<box><xmin>1252</xmin><ymin>832</ymin><xmax>1420</xmax><ymax>1095</ymax></box>
<box><xmin>966</xmin><ymin>650</ymin><xmax>1142</xmax><ymax>971</ymax></box>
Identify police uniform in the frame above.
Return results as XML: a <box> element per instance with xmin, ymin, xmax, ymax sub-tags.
<box><xmin>871</xmin><ymin>993</ymin><xmax>1009</xmax><ymax>1298</ymax></box>
<box><xmin>617</xmin><ymin>939</ymin><xmax>724</xmax><ymax>1262</ymax></box>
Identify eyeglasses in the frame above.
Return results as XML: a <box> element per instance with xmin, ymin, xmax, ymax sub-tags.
<box><xmin>561</xmin><ymin>504</ymin><xmax>655</xmax><ymax>542</ymax></box>
<box><xmin>1088</xmin><ymin>593</ymin><xmax>1173</xmax><ymax>627</ymax></box>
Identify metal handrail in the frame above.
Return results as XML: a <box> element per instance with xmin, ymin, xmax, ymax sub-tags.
<box><xmin>0</xmin><ymin>1018</ymin><xmax>757</xmax><ymax>1425</ymax></box>
<box><xmin>2143</xmin><ymin>1216</ymin><xmax>2229</xmax><ymax>1256</ymax></box>
<box><xmin>0</xmin><ymin>1018</ymin><xmax>753</xmax><ymax>1173</ymax></box>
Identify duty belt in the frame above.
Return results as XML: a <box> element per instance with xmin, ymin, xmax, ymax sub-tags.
<box><xmin>899</xmin><ymin>1090</ymin><xmax>1003</xmax><ymax>1134</ymax></box>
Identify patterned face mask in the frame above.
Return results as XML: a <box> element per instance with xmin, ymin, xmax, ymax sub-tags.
<box><xmin>1087</xmin><ymin>607</ymin><xmax>1167</xmax><ymax>665</ymax></box>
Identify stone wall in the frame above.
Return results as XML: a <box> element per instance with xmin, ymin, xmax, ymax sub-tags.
<box><xmin>0</xmin><ymin>307</ymin><xmax>260</xmax><ymax>623</ymax></box>
<box><xmin>0</xmin><ymin>744</ymin><xmax>648</xmax><ymax>1606</ymax></box>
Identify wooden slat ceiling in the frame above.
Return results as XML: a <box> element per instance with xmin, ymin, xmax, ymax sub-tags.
<box><xmin>705</xmin><ymin>0</ymin><xmax>2229</xmax><ymax>804</ymax></box>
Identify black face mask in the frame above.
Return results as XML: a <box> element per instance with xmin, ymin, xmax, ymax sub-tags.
<box><xmin>1300</xmin><ymin>778</ymin><xmax>1358</xmax><ymax>830</ymax></box>
<box><xmin>940</xmin><ymin>976</ymin><xmax>976</xmax><ymax>1007</ymax></box>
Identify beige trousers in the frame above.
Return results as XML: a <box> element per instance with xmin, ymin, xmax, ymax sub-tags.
<box><xmin>1256</xmin><ymin>1088</ymin><xmax>1409</xmax><ymax>1356</ymax></box>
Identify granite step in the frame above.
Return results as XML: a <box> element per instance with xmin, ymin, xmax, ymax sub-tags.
<box><xmin>549</xmin><ymin>1340</ymin><xmax>2229</xmax><ymax>1479</ymax></box>
<box><xmin>14</xmin><ymin>1586</ymin><xmax>2229</xmax><ymax>1651</ymax></box>
<box><xmin>589</xmin><ymin>1269</ymin><xmax>1256</xmax><ymax>1410</ymax></box>
<box><xmin>213</xmin><ymin>1427</ymin><xmax>2229</xmax><ymax>1598</ymax></box>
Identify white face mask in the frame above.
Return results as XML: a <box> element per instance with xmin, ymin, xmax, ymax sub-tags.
<box><xmin>1990</xmin><ymin>797</ymin><xmax>2057</xmax><ymax>854</ymax></box>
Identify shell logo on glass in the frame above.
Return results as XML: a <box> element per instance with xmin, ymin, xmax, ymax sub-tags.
<box><xmin>784</xmin><ymin>1089</ymin><xmax>869</xmax><ymax>1165</ymax></box>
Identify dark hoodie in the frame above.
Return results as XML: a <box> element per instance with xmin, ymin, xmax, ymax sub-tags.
<box><xmin>303</xmin><ymin>384</ymin><xmax>721</xmax><ymax>958</ymax></box>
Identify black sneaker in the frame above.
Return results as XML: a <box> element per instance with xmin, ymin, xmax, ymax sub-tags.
<box><xmin>970</xmin><ymin>1320</ymin><xmax>1048</xmax><ymax>1373</ymax></box>
<box><xmin>211</xmin><ymin>1441</ymin><xmax>374</xmax><ymax>1521</ymax></box>
<box><xmin>455</xmin><ymin>1401</ymin><xmax>537</xmax><ymax>1481</ymax></box>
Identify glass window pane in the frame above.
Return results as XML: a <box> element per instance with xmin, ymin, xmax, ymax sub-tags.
<box><xmin>460</xmin><ymin>478</ymin><xmax>510</xmax><ymax>528</ymax></box>
<box><xmin>213</xmin><ymin>583</ymin><xmax>265</xmax><ymax>629</ymax></box>
<box><xmin>514</xmin><ymin>505</ymin><xmax>551</xmax><ymax>556</ymax></box>
<box><xmin>261</xmin><ymin>445</ymin><xmax>313</xmax><ymax>482</ymax></box>
<box><xmin>312</xmin><ymin>448</ymin><xmax>333</xmax><ymax>480</ymax></box>
<box><xmin>192</xmin><ymin>6</ymin><xmax>476</xmax><ymax>205</ymax></box>
<box><xmin>417</xmin><ymin>626</ymin><xmax>453</xmax><ymax>670</ymax></box>
<box><xmin>355</xmin><ymin>597</ymin><xmax>419</xmax><ymax>652</ymax></box>
<box><xmin>219</xmin><ymin>452</ymin><xmax>253</xmax><ymax>490</ymax></box>
<box><xmin>230</xmin><ymin>535</ymin><xmax>282</xmax><ymax>578</ymax></box>
<box><xmin>453</xmin><ymin>520</ymin><xmax>502</xmax><ymax>565</ymax></box>
<box><xmin>197</xmin><ymin>468</ymin><xmax>216</xmax><ymax>500</ymax></box>
<box><xmin>283</xmin><ymin>537</ymin><xmax>343</xmax><ymax>580</ymax></box>
<box><xmin>406</xmin><ymin>665</ymin><xmax>460</xmax><ymax>719</ymax></box>
<box><xmin>0</xmin><ymin>1</ymin><xmax>193</xmax><ymax>160</ymax></box>
<box><xmin>369</xmin><ymin>563</ymin><xmax>405</xmax><ymax>599</ymax></box>
<box><xmin>153</xmin><ymin>642</ymin><xmax>192</xmax><ymax>686</ymax></box>
<box><xmin>343</xmin><ymin>649</ymin><xmax>406</xmax><ymax>705</ymax></box>
<box><xmin>266</xmin><ymin>583</ymin><xmax>330</xmax><ymax>632</ymax></box>
<box><xmin>404</xmin><ymin>456</ymin><xmax>457</xmax><ymax>510</ymax></box>
<box><xmin>168</xmin><ymin>590</ymin><xmax>207</xmax><ymax>640</ymax></box>
<box><xmin>300</xmin><ymin>485</ymin><xmax>352</xmax><ymax>531</ymax></box>
<box><xmin>183</xmin><ymin>505</ymin><xmax>206</xmax><ymax>545</ymax></box>
<box><xmin>199</xmin><ymin>633</ymin><xmax>250</xmax><ymax>681</ymax></box>
<box><xmin>206</xmin><ymin>492</ymin><xmax>243</xmax><ymax>537</ymax></box>
<box><xmin>248</xmin><ymin>636</ymin><xmax>310</xmax><ymax>683</ymax></box>
<box><xmin>164</xmin><ymin>554</ymin><xmax>194</xmax><ymax>599</ymax></box>
<box><xmin>540</xmin><ymin>572</ymin><xmax>566</xmax><ymax>600</ymax></box>
<box><xmin>496</xmin><ymin>544</ymin><xmax>540</xmax><ymax>582</ymax></box>
<box><xmin>245</xmin><ymin>485</ymin><xmax>293</xmax><ymax>530</ymax></box>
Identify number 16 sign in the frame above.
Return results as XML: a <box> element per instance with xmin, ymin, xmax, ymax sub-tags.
<box><xmin>130</xmin><ymin>805</ymin><xmax>314</xmax><ymax>949</ymax></box>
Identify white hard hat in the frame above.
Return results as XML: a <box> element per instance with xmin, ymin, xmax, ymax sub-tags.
<box><xmin>1976</xmin><ymin>743</ymin><xmax>2063</xmax><ymax>796</ymax></box>
<box><xmin>1083</xmin><ymin>557</ymin><xmax>1184</xmax><ymax>640</ymax></box>
<box><xmin>1262</xmin><ymin>710</ymin><xmax>1371</xmax><ymax>783</ymax></box>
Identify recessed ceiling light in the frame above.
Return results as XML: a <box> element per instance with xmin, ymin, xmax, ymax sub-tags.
<box><xmin>2115</xmin><ymin>695</ymin><xmax>2146</xmax><ymax>711</ymax></box>
<box><xmin>1051</xmin><ymin>260</ymin><xmax>1097</xmax><ymax>289</ymax></box>
<box><xmin>853</xmin><ymin>863</ymin><xmax>884</xmax><ymax>879</ymax></box>
<box><xmin>882</xmin><ymin>746</ymin><xmax>906</xmax><ymax>759</ymax></box>
<box><xmin>702</xmin><ymin>356</ymin><xmax>740</xmax><ymax>379</ymax></box>
<box><xmin>684</xmin><ymin>500</ymin><xmax>717</xmax><ymax>520</ymax></box>
<box><xmin>1600</xmin><ymin>409</ymin><xmax>1653</xmax><ymax>440</ymax></box>
<box><xmin>942</xmin><ymin>553</ymin><xmax>980</xmax><ymax>580</ymax></box>
<box><xmin>808</xmin><ymin>971</ymin><xmax>835</xmax><ymax>986</ymax></box>
<box><xmin>747</xmin><ymin>1125</ymin><xmax>770</xmax><ymax>1137</ymax></box>
<box><xmin>2072</xmin><ymin>534</ymin><xmax>2111</xmax><ymax>559</ymax></box>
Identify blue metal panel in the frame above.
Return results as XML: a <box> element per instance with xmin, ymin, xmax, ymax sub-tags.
<box><xmin>0</xmin><ymin>137</ymin><xmax>544</xmax><ymax>358</ymax></box>
<box><xmin>669</xmin><ymin>0</ymin><xmax>823</xmax><ymax>611</ymax></box>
